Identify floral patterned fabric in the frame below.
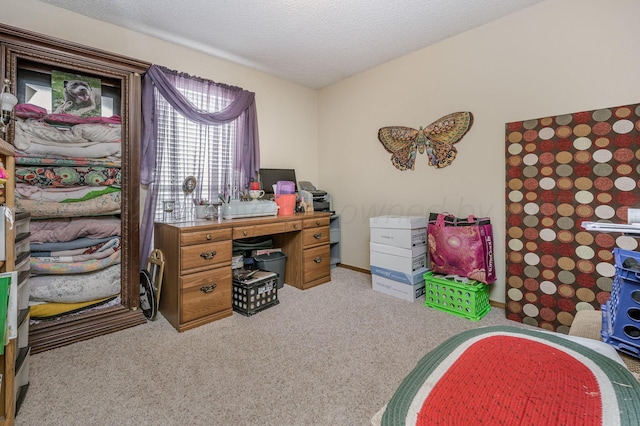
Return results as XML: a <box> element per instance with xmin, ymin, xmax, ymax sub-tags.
<box><xmin>30</xmin><ymin>250</ymin><xmax>120</xmax><ymax>275</ymax></box>
<box><xmin>15</xmin><ymin>165</ymin><xmax>121</xmax><ymax>188</ymax></box>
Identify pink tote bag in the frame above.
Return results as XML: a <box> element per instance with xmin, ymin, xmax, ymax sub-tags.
<box><xmin>427</xmin><ymin>213</ymin><xmax>496</xmax><ymax>284</ymax></box>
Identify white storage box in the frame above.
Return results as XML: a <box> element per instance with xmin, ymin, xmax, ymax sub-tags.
<box><xmin>370</xmin><ymin>226</ymin><xmax>426</xmax><ymax>248</ymax></box>
<box><xmin>369</xmin><ymin>215</ymin><xmax>427</xmax><ymax>229</ymax></box>
<box><xmin>370</xmin><ymin>265</ymin><xmax>428</xmax><ymax>285</ymax></box>
<box><xmin>371</xmin><ymin>273</ymin><xmax>425</xmax><ymax>302</ymax></box>
<box><xmin>370</xmin><ymin>215</ymin><xmax>427</xmax><ymax>248</ymax></box>
<box><xmin>370</xmin><ymin>242</ymin><xmax>427</xmax><ymax>274</ymax></box>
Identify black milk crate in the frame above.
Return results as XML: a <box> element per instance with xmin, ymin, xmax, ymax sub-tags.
<box><xmin>232</xmin><ymin>270</ymin><xmax>279</xmax><ymax>316</ymax></box>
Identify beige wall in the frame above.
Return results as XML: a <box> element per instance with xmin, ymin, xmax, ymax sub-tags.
<box><xmin>3</xmin><ymin>0</ymin><xmax>639</xmax><ymax>303</ymax></box>
<box><xmin>318</xmin><ymin>0</ymin><xmax>640</xmax><ymax>302</ymax></box>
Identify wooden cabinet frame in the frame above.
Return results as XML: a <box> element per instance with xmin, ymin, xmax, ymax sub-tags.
<box><xmin>0</xmin><ymin>23</ymin><xmax>149</xmax><ymax>355</ymax></box>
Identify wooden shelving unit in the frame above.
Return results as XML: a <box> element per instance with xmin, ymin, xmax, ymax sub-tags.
<box><xmin>0</xmin><ymin>137</ymin><xmax>16</xmax><ymax>426</ymax></box>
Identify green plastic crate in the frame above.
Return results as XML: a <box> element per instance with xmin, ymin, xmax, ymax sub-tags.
<box><xmin>424</xmin><ymin>272</ymin><xmax>490</xmax><ymax>321</ymax></box>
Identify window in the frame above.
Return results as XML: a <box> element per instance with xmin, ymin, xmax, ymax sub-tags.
<box><xmin>153</xmin><ymin>86</ymin><xmax>236</xmax><ymax>221</ymax></box>
<box><xmin>139</xmin><ymin>64</ymin><xmax>259</xmax><ymax>263</ymax></box>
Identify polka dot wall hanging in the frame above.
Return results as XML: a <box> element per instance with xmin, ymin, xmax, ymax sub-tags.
<box><xmin>505</xmin><ymin>103</ymin><xmax>640</xmax><ymax>333</ymax></box>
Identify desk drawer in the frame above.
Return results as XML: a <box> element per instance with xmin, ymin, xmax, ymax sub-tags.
<box><xmin>303</xmin><ymin>244</ymin><xmax>330</xmax><ymax>283</ymax></box>
<box><xmin>302</xmin><ymin>226</ymin><xmax>330</xmax><ymax>247</ymax></box>
<box><xmin>180</xmin><ymin>268</ymin><xmax>232</xmax><ymax>323</ymax></box>
<box><xmin>233</xmin><ymin>222</ymin><xmax>288</xmax><ymax>239</ymax></box>
<box><xmin>284</xmin><ymin>220</ymin><xmax>302</xmax><ymax>232</ymax></box>
<box><xmin>181</xmin><ymin>228</ymin><xmax>232</xmax><ymax>246</ymax></box>
<box><xmin>181</xmin><ymin>240</ymin><xmax>232</xmax><ymax>271</ymax></box>
<box><xmin>303</xmin><ymin>216</ymin><xmax>330</xmax><ymax>229</ymax></box>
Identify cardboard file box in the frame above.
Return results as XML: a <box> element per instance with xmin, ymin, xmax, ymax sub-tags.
<box><xmin>369</xmin><ymin>216</ymin><xmax>427</xmax><ymax>248</ymax></box>
<box><xmin>370</xmin><ymin>265</ymin><xmax>428</xmax><ymax>285</ymax></box>
<box><xmin>369</xmin><ymin>242</ymin><xmax>427</xmax><ymax>274</ymax></box>
<box><xmin>371</xmin><ymin>273</ymin><xmax>426</xmax><ymax>302</ymax></box>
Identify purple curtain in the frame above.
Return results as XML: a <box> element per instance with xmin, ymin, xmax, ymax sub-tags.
<box><xmin>140</xmin><ymin>64</ymin><xmax>260</xmax><ymax>263</ymax></box>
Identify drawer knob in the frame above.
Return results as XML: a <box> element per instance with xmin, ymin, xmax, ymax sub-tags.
<box><xmin>293</xmin><ymin>224</ymin><xmax>298</xmax><ymax>229</ymax></box>
<box><xmin>200</xmin><ymin>251</ymin><xmax>217</xmax><ymax>260</ymax></box>
<box><xmin>315</xmin><ymin>220</ymin><xmax>320</xmax><ymax>226</ymax></box>
<box><xmin>243</xmin><ymin>230</ymin><xmax>248</xmax><ymax>236</ymax></box>
<box><xmin>314</xmin><ymin>233</ymin><xmax>322</xmax><ymax>239</ymax></box>
<box><xmin>206</xmin><ymin>234</ymin><xmax>212</xmax><ymax>240</ymax></box>
<box><xmin>313</xmin><ymin>256</ymin><xmax>323</xmax><ymax>263</ymax></box>
<box><xmin>200</xmin><ymin>283</ymin><xmax>217</xmax><ymax>293</ymax></box>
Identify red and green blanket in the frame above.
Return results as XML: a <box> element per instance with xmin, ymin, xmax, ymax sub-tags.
<box><xmin>381</xmin><ymin>326</ymin><xmax>640</xmax><ymax>426</ymax></box>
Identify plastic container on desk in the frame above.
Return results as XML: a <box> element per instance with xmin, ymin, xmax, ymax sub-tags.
<box><xmin>275</xmin><ymin>194</ymin><xmax>296</xmax><ymax>216</ymax></box>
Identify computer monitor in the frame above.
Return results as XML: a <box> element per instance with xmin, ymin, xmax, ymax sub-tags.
<box><xmin>259</xmin><ymin>168</ymin><xmax>297</xmax><ymax>196</ymax></box>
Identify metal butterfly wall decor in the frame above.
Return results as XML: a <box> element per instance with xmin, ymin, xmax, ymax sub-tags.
<box><xmin>377</xmin><ymin>111</ymin><xmax>474</xmax><ymax>171</ymax></box>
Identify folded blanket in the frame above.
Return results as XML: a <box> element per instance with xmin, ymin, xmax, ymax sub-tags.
<box><xmin>31</xmin><ymin>237</ymin><xmax>120</xmax><ymax>258</ymax></box>
<box><xmin>30</xmin><ymin>216</ymin><xmax>121</xmax><ymax>244</ymax></box>
<box><xmin>15</xmin><ymin>103</ymin><xmax>121</xmax><ymax>126</ymax></box>
<box><xmin>15</xmin><ymin>139</ymin><xmax>121</xmax><ymax>160</ymax></box>
<box><xmin>15</xmin><ymin>118</ymin><xmax>121</xmax><ymax>144</ymax></box>
<box><xmin>29</xmin><ymin>295</ymin><xmax>118</xmax><ymax>320</ymax></box>
<box><xmin>29</xmin><ymin>264</ymin><xmax>121</xmax><ymax>303</ymax></box>
<box><xmin>33</xmin><ymin>250</ymin><xmax>117</xmax><ymax>264</ymax></box>
<box><xmin>16</xmin><ymin>155</ymin><xmax>121</xmax><ymax>168</ymax></box>
<box><xmin>16</xmin><ymin>184</ymin><xmax>120</xmax><ymax>203</ymax></box>
<box><xmin>31</xmin><ymin>249</ymin><xmax>120</xmax><ymax>275</ymax></box>
<box><xmin>16</xmin><ymin>165</ymin><xmax>121</xmax><ymax>188</ymax></box>
<box><xmin>17</xmin><ymin>191</ymin><xmax>121</xmax><ymax>218</ymax></box>
<box><xmin>31</xmin><ymin>236</ymin><xmax>116</xmax><ymax>253</ymax></box>
<box><xmin>34</xmin><ymin>237</ymin><xmax>121</xmax><ymax>263</ymax></box>
<box><xmin>15</xmin><ymin>119</ymin><xmax>121</xmax><ymax>159</ymax></box>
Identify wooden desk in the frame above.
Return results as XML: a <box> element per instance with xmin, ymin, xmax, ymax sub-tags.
<box><xmin>154</xmin><ymin>211</ymin><xmax>332</xmax><ymax>331</ymax></box>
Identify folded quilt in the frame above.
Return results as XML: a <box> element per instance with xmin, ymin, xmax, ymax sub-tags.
<box><xmin>15</xmin><ymin>139</ymin><xmax>121</xmax><ymax>159</ymax></box>
<box><xmin>16</xmin><ymin>118</ymin><xmax>121</xmax><ymax>144</ymax></box>
<box><xmin>16</xmin><ymin>184</ymin><xmax>120</xmax><ymax>203</ymax></box>
<box><xmin>29</xmin><ymin>296</ymin><xmax>118</xmax><ymax>320</ymax></box>
<box><xmin>29</xmin><ymin>264</ymin><xmax>121</xmax><ymax>303</ymax></box>
<box><xmin>30</xmin><ymin>249</ymin><xmax>120</xmax><ymax>274</ymax></box>
<box><xmin>31</xmin><ymin>237</ymin><xmax>121</xmax><ymax>262</ymax></box>
<box><xmin>16</xmin><ymin>155</ymin><xmax>121</xmax><ymax>168</ymax></box>
<box><xmin>33</xmin><ymin>237</ymin><xmax>120</xmax><ymax>263</ymax></box>
<box><xmin>15</xmin><ymin>119</ymin><xmax>120</xmax><ymax>159</ymax></box>
<box><xmin>33</xmin><ymin>250</ymin><xmax>117</xmax><ymax>264</ymax></box>
<box><xmin>16</xmin><ymin>165</ymin><xmax>121</xmax><ymax>188</ymax></box>
<box><xmin>17</xmin><ymin>191</ymin><xmax>121</xmax><ymax>218</ymax></box>
<box><xmin>31</xmin><ymin>236</ymin><xmax>116</xmax><ymax>253</ymax></box>
<box><xmin>30</xmin><ymin>216</ymin><xmax>121</xmax><ymax>243</ymax></box>
<box><xmin>15</xmin><ymin>103</ymin><xmax>122</xmax><ymax>126</ymax></box>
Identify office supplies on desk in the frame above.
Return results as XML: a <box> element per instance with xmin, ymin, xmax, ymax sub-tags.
<box><xmin>299</xmin><ymin>181</ymin><xmax>332</xmax><ymax>212</ymax></box>
<box><xmin>220</xmin><ymin>200</ymin><xmax>278</xmax><ymax>219</ymax></box>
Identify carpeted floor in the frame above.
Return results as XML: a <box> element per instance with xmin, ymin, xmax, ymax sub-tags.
<box><xmin>16</xmin><ymin>267</ymin><xmax>525</xmax><ymax>426</ymax></box>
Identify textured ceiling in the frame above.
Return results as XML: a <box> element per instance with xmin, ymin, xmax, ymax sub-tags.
<box><xmin>40</xmin><ymin>0</ymin><xmax>545</xmax><ymax>89</ymax></box>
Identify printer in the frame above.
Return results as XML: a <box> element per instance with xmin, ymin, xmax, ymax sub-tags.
<box><xmin>298</xmin><ymin>181</ymin><xmax>332</xmax><ymax>212</ymax></box>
